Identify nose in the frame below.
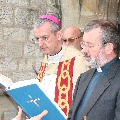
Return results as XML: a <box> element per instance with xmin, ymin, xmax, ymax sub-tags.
<box><xmin>66</xmin><ymin>41</ymin><xmax>72</xmax><ymax>46</ymax></box>
<box><xmin>81</xmin><ymin>46</ymin><xmax>89</xmax><ymax>53</ymax></box>
<box><xmin>38</xmin><ymin>39</ymin><xmax>44</xmax><ymax>46</ymax></box>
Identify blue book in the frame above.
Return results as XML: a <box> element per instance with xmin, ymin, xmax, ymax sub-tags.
<box><xmin>0</xmin><ymin>74</ymin><xmax>66</xmax><ymax>120</ymax></box>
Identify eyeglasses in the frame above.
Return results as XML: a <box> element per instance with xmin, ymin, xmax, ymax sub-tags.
<box><xmin>32</xmin><ymin>36</ymin><xmax>49</xmax><ymax>44</ymax></box>
<box><xmin>80</xmin><ymin>41</ymin><xmax>100</xmax><ymax>49</ymax></box>
<box><xmin>62</xmin><ymin>36</ymin><xmax>81</xmax><ymax>43</ymax></box>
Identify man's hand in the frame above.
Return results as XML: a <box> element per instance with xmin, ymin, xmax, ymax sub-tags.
<box><xmin>15</xmin><ymin>106</ymin><xmax>22</xmax><ymax>120</ymax></box>
<box><xmin>30</xmin><ymin>110</ymin><xmax>48</xmax><ymax>120</ymax></box>
<box><xmin>15</xmin><ymin>106</ymin><xmax>48</xmax><ymax>120</ymax></box>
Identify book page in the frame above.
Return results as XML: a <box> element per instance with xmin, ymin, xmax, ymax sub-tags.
<box><xmin>0</xmin><ymin>74</ymin><xmax>13</xmax><ymax>89</ymax></box>
<box><xmin>9</xmin><ymin>78</ymin><xmax>40</xmax><ymax>90</ymax></box>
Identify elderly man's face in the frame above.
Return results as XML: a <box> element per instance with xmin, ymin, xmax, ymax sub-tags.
<box><xmin>62</xmin><ymin>27</ymin><xmax>82</xmax><ymax>50</ymax></box>
<box><xmin>81</xmin><ymin>28</ymin><xmax>108</xmax><ymax>68</ymax></box>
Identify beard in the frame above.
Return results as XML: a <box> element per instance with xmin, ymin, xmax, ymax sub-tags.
<box><xmin>84</xmin><ymin>49</ymin><xmax>108</xmax><ymax>68</ymax></box>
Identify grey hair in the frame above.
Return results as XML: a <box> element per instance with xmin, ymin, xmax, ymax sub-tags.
<box><xmin>34</xmin><ymin>18</ymin><xmax>61</xmax><ymax>34</ymax></box>
<box><xmin>84</xmin><ymin>20</ymin><xmax>120</xmax><ymax>55</ymax></box>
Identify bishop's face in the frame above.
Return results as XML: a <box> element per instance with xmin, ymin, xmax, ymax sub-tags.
<box><xmin>34</xmin><ymin>22</ymin><xmax>61</xmax><ymax>56</ymax></box>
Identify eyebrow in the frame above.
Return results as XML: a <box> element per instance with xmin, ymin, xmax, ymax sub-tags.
<box><xmin>36</xmin><ymin>35</ymin><xmax>49</xmax><ymax>38</ymax></box>
<box><xmin>83</xmin><ymin>41</ymin><xmax>95</xmax><ymax>45</ymax></box>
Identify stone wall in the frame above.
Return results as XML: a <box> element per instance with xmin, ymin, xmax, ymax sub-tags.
<box><xmin>61</xmin><ymin>0</ymin><xmax>119</xmax><ymax>31</ymax></box>
<box><xmin>0</xmin><ymin>0</ymin><xmax>119</xmax><ymax>119</ymax></box>
<box><xmin>0</xmin><ymin>0</ymin><xmax>45</xmax><ymax>119</ymax></box>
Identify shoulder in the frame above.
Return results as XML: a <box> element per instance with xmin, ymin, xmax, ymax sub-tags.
<box><xmin>60</xmin><ymin>45</ymin><xmax>84</xmax><ymax>61</ymax></box>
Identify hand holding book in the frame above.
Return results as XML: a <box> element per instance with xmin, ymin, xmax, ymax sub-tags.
<box><xmin>15</xmin><ymin>106</ymin><xmax>48</xmax><ymax>120</ymax></box>
<box><xmin>0</xmin><ymin>74</ymin><xmax>66</xmax><ymax>120</ymax></box>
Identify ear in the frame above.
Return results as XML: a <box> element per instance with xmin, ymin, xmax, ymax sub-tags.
<box><xmin>105</xmin><ymin>43</ymin><xmax>114</xmax><ymax>54</ymax></box>
<box><xmin>57</xmin><ymin>30</ymin><xmax>63</xmax><ymax>41</ymax></box>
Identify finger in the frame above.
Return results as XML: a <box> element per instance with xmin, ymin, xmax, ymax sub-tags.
<box><xmin>17</xmin><ymin>106</ymin><xmax>22</xmax><ymax>116</ymax></box>
<box><xmin>31</xmin><ymin>110</ymin><xmax>48</xmax><ymax>120</ymax></box>
<box><xmin>26</xmin><ymin>116</ymin><xmax>29</xmax><ymax>119</ymax></box>
<box><xmin>40</xmin><ymin>110</ymin><xmax>48</xmax><ymax>118</ymax></box>
<box><xmin>15</xmin><ymin>106</ymin><xmax>23</xmax><ymax>120</ymax></box>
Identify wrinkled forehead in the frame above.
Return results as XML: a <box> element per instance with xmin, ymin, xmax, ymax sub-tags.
<box><xmin>83</xmin><ymin>28</ymin><xmax>101</xmax><ymax>43</ymax></box>
<box><xmin>34</xmin><ymin>23</ymin><xmax>54</xmax><ymax>37</ymax></box>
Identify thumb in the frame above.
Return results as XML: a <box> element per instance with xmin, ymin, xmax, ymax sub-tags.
<box><xmin>31</xmin><ymin>110</ymin><xmax>48</xmax><ymax>120</ymax></box>
<box><xmin>15</xmin><ymin>106</ymin><xmax>22</xmax><ymax>120</ymax></box>
<box><xmin>39</xmin><ymin>110</ymin><xmax>48</xmax><ymax>118</ymax></box>
<box><xmin>17</xmin><ymin>106</ymin><xmax>22</xmax><ymax>115</ymax></box>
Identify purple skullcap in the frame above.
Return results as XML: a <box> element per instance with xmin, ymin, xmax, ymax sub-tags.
<box><xmin>40</xmin><ymin>14</ymin><xmax>62</xmax><ymax>28</ymax></box>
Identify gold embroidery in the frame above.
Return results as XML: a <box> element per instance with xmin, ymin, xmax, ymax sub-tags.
<box><xmin>57</xmin><ymin>60</ymin><xmax>72</xmax><ymax>114</ymax></box>
<box><xmin>37</xmin><ymin>62</ymin><xmax>46</xmax><ymax>82</ymax></box>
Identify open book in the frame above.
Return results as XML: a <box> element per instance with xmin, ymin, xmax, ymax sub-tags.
<box><xmin>0</xmin><ymin>74</ymin><xmax>66</xmax><ymax>120</ymax></box>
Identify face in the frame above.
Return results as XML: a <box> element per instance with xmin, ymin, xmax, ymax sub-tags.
<box><xmin>81</xmin><ymin>28</ymin><xmax>108</xmax><ymax>68</ymax></box>
<box><xmin>62</xmin><ymin>27</ymin><xmax>82</xmax><ymax>50</ymax></box>
<box><xmin>34</xmin><ymin>22</ymin><xmax>62</xmax><ymax>55</ymax></box>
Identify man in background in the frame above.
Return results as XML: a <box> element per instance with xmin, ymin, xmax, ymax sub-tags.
<box><xmin>62</xmin><ymin>26</ymin><xmax>83</xmax><ymax>50</ymax></box>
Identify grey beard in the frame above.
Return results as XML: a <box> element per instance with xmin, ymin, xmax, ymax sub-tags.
<box><xmin>86</xmin><ymin>57</ymin><xmax>108</xmax><ymax>68</ymax></box>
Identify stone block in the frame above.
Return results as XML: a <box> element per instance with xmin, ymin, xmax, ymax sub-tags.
<box><xmin>7</xmin><ymin>0</ymin><xmax>28</xmax><ymax>6</ymax></box>
<box><xmin>13</xmin><ymin>72</ymin><xmax>36</xmax><ymax>82</ymax></box>
<box><xmin>4</xmin><ymin>27</ymin><xmax>27</xmax><ymax>41</ymax></box>
<box><xmin>28</xmin><ymin>29</ymin><xmax>36</xmax><ymax>43</ymax></box>
<box><xmin>15</xmin><ymin>8</ymin><xmax>39</xmax><ymax>28</ymax></box>
<box><xmin>0</xmin><ymin>95</ymin><xmax>17</xmax><ymax>112</ymax></box>
<box><xmin>7</xmin><ymin>42</ymin><xmax>23</xmax><ymax>57</ymax></box>
<box><xmin>0</xmin><ymin>26</ymin><xmax>3</xmax><ymax>41</ymax></box>
<box><xmin>0</xmin><ymin>95</ymin><xmax>26</xmax><ymax>120</ymax></box>
<box><xmin>0</xmin><ymin>58</ymin><xmax>18</xmax><ymax>71</ymax></box>
<box><xmin>30</xmin><ymin>0</ymin><xmax>42</xmax><ymax>8</ymax></box>
<box><xmin>0</xmin><ymin>43</ymin><xmax>7</xmax><ymax>58</ymax></box>
<box><xmin>0</xmin><ymin>89</ymin><xmax>4</xmax><ymax>96</ymax></box>
<box><xmin>0</xmin><ymin>6</ymin><xmax>14</xmax><ymax>25</ymax></box>
<box><xmin>4</xmin><ymin>111</ymin><xmax>16</xmax><ymax>120</ymax></box>
<box><xmin>24</xmin><ymin>43</ymin><xmax>43</xmax><ymax>57</ymax></box>
<box><xmin>19</xmin><ymin>58</ymin><xmax>36</xmax><ymax>71</ymax></box>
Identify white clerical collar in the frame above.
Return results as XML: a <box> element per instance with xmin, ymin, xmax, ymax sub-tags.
<box><xmin>97</xmin><ymin>67</ymin><xmax>102</xmax><ymax>72</ymax></box>
<box><xmin>48</xmin><ymin>50</ymin><xmax>62</xmax><ymax>64</ymax></box>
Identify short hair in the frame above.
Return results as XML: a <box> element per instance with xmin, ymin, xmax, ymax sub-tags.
<box><xmin>34</xmin><ymin>17</ymin><xmax>61</xmax><ymax>34</ymax></box>
<box><xmin>84</xmin><ymin>20</ymin><xmax>120</xmax><ymax>55</ymax></box>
